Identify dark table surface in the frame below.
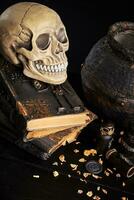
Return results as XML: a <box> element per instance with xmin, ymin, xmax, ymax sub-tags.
<box><xmin>0</xmin><ymin>109</ymin><xmax>134</xmax><ymax>200</ymax></box>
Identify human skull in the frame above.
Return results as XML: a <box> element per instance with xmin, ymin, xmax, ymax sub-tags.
<box><xmin>0</xmin><ymin>2</ymin><xmax>69</xmax><ymax>84</ymax></box>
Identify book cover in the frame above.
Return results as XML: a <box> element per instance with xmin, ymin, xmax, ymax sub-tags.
<box><xmin>0</xmin><ymin>57</ymin><xmax>96</xmax><ymax>141</ymax></box>
<box><xmin>0</xmin><ymin>109</ymin><xmax>87</xmax><ymax>160</ymax></box>
<box><xmin>30</xmin><ymin>125</ymin><xmax>86</xmax><ymax>154</ymax></box>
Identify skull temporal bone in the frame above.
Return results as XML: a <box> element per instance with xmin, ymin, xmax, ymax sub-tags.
<box><xmin>0</xmin><ymin>2</ymin><xmax>69</xmax><ymax>84</ymax></box>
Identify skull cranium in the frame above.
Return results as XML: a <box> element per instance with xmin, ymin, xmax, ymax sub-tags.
<box><xmin>0</xmin><ymin>2</ymin><xmax>69</xmax><ymax>84</ymax></box>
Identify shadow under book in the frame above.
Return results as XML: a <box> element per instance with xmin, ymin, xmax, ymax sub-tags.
<box><xmin>0</xmin><ymin>59</ymin><xmax>96</xmax><ymax>159</ymax></box>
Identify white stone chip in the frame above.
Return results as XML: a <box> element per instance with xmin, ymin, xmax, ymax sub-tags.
<box><xmin>73</xmin><ymin>149</ymin><xmax>79</xmax><ymax>153</ymax></box>
<box><xmin>33</xmin><ymin>175</ymin><xmax>40</xmax><ymax>178</ymax></box>
<box><xmin>53</xmin><ymin>171</ymin><xmax>59</xmax><ymax>177</ymax></box>
<box><xmin>52</xmin><ymin>162</ymin><xmax>58</xmax><ymax>166</ymax></box>
<box><xmin>86</xmin><ymin>191</ymin><xmax>93</xmax><ymax>197</ymax></box>
<box><xmin>79</xmin><ymin>158</ymin><xmax>86</xmax><ymax>162</ymax></box>
<box><xmin>77</xmin><ymin>189</ymin><xmax>83</xmax><ymax>194</ymax></box>
<box><xmin>59</xmin><ymin>154</ymin><xmax>66</xmax><ymax>163</ymax></box>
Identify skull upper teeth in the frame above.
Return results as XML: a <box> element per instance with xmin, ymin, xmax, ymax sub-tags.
<box><xmin>34</xmin><ymin>61</ymin><xmax>68</xmax><ymax>74</ymax></box>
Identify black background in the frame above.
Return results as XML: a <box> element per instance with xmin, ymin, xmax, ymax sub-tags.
<box><xmin>0</xmin><ymin>1</ymin><xmax>134</xmax><ymax>200</ymax></box>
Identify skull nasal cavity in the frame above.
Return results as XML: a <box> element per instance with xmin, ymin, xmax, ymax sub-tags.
<box><xmin>55</xmin><ymin>43</ymin><xmax>63</xmax><ymax>54</ymax></box>
<box><xmin>36</xmin><ymin>33</ymin><xmax>50</xmax><ymax>50</ymax></box>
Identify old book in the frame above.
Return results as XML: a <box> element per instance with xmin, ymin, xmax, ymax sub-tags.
<box><xmin>16</xmin><ymin>125</ymin><xmax>86</xmax><ymax>159</ymax></box>
<box><xmin>0</xmin><ymin>58</ymin><xmax>96</xmax><ymax>141</ymax></box>
<box><xmin>30</xmin><ymin>125</ymin><xmax>86</xmax><ymax>154</ymax></box>
<box><xmin>26</xmin><ymin>125</ymin><xmax>81</xmax><ymax>140</ymax></box>
<box><xmin>0</xmin><ymin>104</ymin><xmax>88</xmax><ymax>160</ymax></box>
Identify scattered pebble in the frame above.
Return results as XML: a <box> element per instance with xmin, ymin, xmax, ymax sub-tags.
<box><xmin>120</xmin><ymin>131</ymin><xmax>124</xmax><ymax>135</ymax></box>
<box><xmin>68</xmin><ymin>174</ymin><xmax>71</xmax><ymax>178</ymax></box>
<box><xmin>98</xmin><ymin>158</ymin><xmax>103</xmax><ymax>165</ymax></box>
<box><xmin>104</xmin><ymin>170</ymin><xmax>110</xmax><ymax>177</ymax></box>
<box><xmin>83</xmin><ymin>149</ymin><xmax>97</xmax><ymax>156</ymax></box>
<box><xmin>116</xmin><ymin>173</ymin><xmax>121</xmax><ymax>178</ymax></box>
<box><xmin>52</xmin><ymin>162</ymin><xmax>58</xmax><ymax>166</ymax></box>
<box><xmin>102</xmin><ymin>188</ymin><xmax>108</xmax><ymax>195</ymax></box>
<box><xmin>93</xmin><ymin>195</ymin><xmax>101</xmax><ymax>200</ymax></box>
<box><xmin>76</xmin><ymin>141</ymin><xmax>80</xmax><ymax>145</ymax></box>
<box><xmin>53</xmin><ymin>171</ymin><xmax>59</xmax><ymax>177</ymax></box>
<box><xmin>70</xmin><ymin>164</ymin><xmax>78</xmax><ymax>171</ymax></box>
<box><xmin>122</xmin><ymin>182</ymin><xmax>126</xmax><ymax>187</ymax></box>
<box><xmin>97</xmin><ymin>186</ymin><xmax>100</xmax><ymax>191</ymax></box>
<box><xmin>86</xmin><ymin>191</ymin><xmax>93</xmax><ymax>197</ymax></box>
<box><xmin>59</xmin><ymin>154</ymin><xmax>66</xmax><ymax>163</ymax></box>
<box><xmin>106</xmin><ymin>168</ymin><xmax>113</xmax><ymax>174</ymax></box>
<box><xmin>83</xmin><ymin>172</ymin><xmax>91</xmax><ymax>178</ymax></box>
<box><xmin>77</xmin><ymin>170</ymin><xmax>81</xmax><ymax>175</ymax></box>
<box><xmin>79</xmin><ymin>158</ymin><xmax>86</xmax><ymax>162</ymax></box>
<box><xmin>77</xmin><ymin>189</ymin><xmax>83</xmax><ymax>194</ymax></box>
<box><xmin>73</xmin><ymin>149</ymin><xmax>79</xmax><ymax>153</ymax></box>
<box><xmin>80</xmin><ymin>178</ymin><xmax>84</xmax><ymax>182</ymax></box>
<box><xmin>33</xmin><ymin>175</ymin><xmax>40</xmax><ymax>178</ymax></box>
<box><xmin>92</xmin><ymin>174</ymin><xmax>102</xmax><ymax>179</ymax></box>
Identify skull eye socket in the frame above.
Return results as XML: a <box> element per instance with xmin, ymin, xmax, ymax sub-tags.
<box><xmin>36</xmin><ymin>33</ymin><xmax>50</xmax><ymax>50</ymax></box>
<box><xmin>56</xmin><ymin>28</ymin><xmax>68</xmax><ymax>44</ymax></box>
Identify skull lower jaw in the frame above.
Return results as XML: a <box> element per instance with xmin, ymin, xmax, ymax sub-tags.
<box><xmin>23</xmin><ymin>67</ymin><xmax>67</xmax><ymax>84</ymax></box>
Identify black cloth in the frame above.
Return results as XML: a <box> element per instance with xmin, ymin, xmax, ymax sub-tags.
<box><xmin>0</xmin><ymin>109</ymin><xmax>134</xmax><ymax>200</ymax></box>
